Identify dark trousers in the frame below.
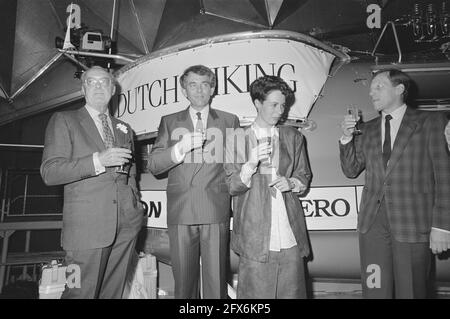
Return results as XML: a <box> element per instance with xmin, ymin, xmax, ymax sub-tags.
<box><xmin>61</xmin><ymin>228</ymin><xmax>137</xmax><ymax>299</ymax></box>
<box><xmin>359</xmin><ymin>202</ymin><xmax>431</xmax><ymax>299</ymax></box>
<box><xmin>237</xmin><ymin>246</ymin><xmax>307</xmax><ymax>299</ymax></box>
<box><xmin>168</xmin><ymin>222</ymin><xmax>229</xmax><ymax>299</ymax></box>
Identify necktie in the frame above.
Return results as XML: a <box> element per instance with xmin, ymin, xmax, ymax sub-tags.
<box><xmin>99</xmin><ymin>113</ymin><xmax>114</xmax><ymax>149</ymax></box>
<box><xmin>195</xmin><ymin>112</ymin><xmax>203</xmax><ymax>133</ymax></box>
<box><xmin>194</xmin><ymin>112</ymin><xmax>203</xmax><ymax>159</ymax></box>
<box><xmin>382</xmin><ymin>114</ymin><xmax>392</xmax><ymax>168</ymax></box>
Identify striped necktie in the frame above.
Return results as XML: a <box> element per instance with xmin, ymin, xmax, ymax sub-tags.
<box><xmin>99</xmin><ymin>113</ymin><xmax>114</xmax><ymax>149</ymax></box>
<box><xmin>195</xmin><ymin>112</ymin><xmax>203</xmax><ymax>132</ymax></box>
<box><xmin>194</xmin><ymin>112</ymin><xmax>203</xmax><ymax>158</ymax></box>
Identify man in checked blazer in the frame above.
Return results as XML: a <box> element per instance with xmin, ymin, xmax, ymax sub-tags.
<box><xmin>339</xmin><ymin>68</ymin><xmax>450</xmax><ymax>298</ymax></box>
<box><xmin>148</xmin><ymin>65</ymin><xmax>240</xmax><ymax>298</ymax></box>
<box><xmin>41</xmin><ymin>66</ymin><xmax>144</xmax><ymax>298</ymax></box>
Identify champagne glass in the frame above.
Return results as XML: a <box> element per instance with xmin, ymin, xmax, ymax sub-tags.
<box><xmin>257</xmin><ymin>136</ymin><xmax>273</xmax><ymax>167</ymax></box>
<box><xmin>347</xmin><ymin>105</ymin><xmax>362</xmax><ymax>135</ymax></box>
<box><xmin>195</xmin><ymin>127</ymin><xmax>207</xmax><ymax>151</ymax></box>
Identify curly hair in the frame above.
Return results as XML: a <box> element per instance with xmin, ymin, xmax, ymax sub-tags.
<box><xmin>249</xmin><ymin>75</ymin><xmax>295</xmax><ymax>107</ymax></box>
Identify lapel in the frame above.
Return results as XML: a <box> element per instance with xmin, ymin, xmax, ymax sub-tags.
<box><xmin>276</xmin><ymin>126</ymin><xmax>290</xmax><ymax>177</ymax></box>
<box><xmin>176</xmin><ymin>107</ymin><xmax>198</xmax><ymax>180</ymax></box>
<box><xmin>370</xmin><ymin>116</ymin><xmax>384</xmax><ymax>174</ymax></box>
<box><xmin>78</xmin><ymin>107</ymin><xmax>105</xmax><ymax>151</ymax></box>
<box><xmin>110</xmin><ymin>116</ymin><xmax>127</xmax><ymax>147</ymax></box>
<box><xmin>176</xmin><ymin>107</ymin><xmax>194</xmax><ymax>132</ymax></box>
<box><xmin>385</xmin><ymin>107</ymin><xmax>418</xmax><ymax>177</ymax></box>
<box><xmin>191</xmin><ymin>107</ymin><xmax>220</xmax><ymax>178</ymax></box>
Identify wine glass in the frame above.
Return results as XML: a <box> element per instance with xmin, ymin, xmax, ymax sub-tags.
<box><xmin>347</xmin><ymin>105</ymin><xmax>362</xmax><ymax>135</ymax></box>
<box><xmin>257</xmin><ymin>136</ymin><xmax>273</xmax><ymax>167</ymax></box>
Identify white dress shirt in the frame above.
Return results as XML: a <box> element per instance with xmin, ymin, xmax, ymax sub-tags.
<box><xmin>85</xmin><ymin>105</ymin><xmax>113</xmax><ymax>175</ymax></box>
<box><xmin>172</xmin><ymin>106</ymin><xmax>209</xmax><ymax>162</ymax></box>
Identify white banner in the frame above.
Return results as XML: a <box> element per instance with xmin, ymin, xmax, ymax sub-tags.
<box><xmin>141</xmin><ymin>190</ymin><xmax>167</xmax><ymax>229</ymax></box>
<box><xmin>113</xmin><ymin>33</ymin><xmax>336</xmax><ymax>135</ymax></box>
<box><xmin>141</xmin><ymin>186</ymin><xmax>362</xmax><ymax>230</ymax></box>
<box><xmin>302</xmin><ymin>186</ymin><xmax>362</xmax><ymax>230</ymax></box>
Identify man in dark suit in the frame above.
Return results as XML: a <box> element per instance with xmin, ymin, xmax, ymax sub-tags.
<box><xmin>148</xmin><ymin>65</ymin><xmax>240</xmax><ymax>299</ymax></box>
<box><xmin>41</xmin><ymin>66</ymin><xmax>144</xmax><ymax>298</ymax></box>
<box><xmin>339</xmin><ymin>68</ymin><xmax>450</xmax><ymax>298</ymax></box>
<box><xmin>224</xmin><ymin>76</ymin><xmax>311</xmax><ymax>298</ymax></box>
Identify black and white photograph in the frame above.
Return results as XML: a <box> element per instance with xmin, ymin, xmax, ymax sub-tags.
<box><xmin>0</xmin><ymin>0</ymin><xmax>449</xmax><ymax>307</ymax></box>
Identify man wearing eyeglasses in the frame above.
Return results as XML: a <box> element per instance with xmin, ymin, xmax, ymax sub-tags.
<box><xmin>41</xmin><ymin>66</ymin><xmax>144</xmax><ymax>298</ymax></box>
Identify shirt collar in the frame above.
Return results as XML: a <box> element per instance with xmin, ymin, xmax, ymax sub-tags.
<box><xmin>189</xmin><ymin>105</ymin><xmax>209</xmax><ymax>120</ymax></box>
<box><xmin>84</xmin><ymin>104</ymin><xmax>107</xmax><ymax>122</ymax></box>
<box><xmin>382</xmin><ymin>104</ymin><xmax>407</xmax><ymax>120</ymax></box>
<box><xmin>251</xmin><ymin>121</ymin><xmax>278</xmax><ymax>139</ymax></box>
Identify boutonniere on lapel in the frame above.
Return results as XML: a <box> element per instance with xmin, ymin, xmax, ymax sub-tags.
<box><xmin>116</xmin><ymin>123</ymin><xmax>128</xmax><ymax>134</ymax></box>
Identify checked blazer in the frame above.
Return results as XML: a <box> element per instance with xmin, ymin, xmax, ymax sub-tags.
<box><xmin>340</xmin><ymin>107</ymin><xmax>450</xmax><ymax>243</ymax></box>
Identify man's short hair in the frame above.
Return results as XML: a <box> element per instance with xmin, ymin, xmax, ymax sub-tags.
<box><xmin>81</xmin><ymin>66</ymin><xmax>116</xmax><ymax>86</ymax></box>
<box><xmin>373</xmin><ymin>68</ymin><xmax>411</xmax><ymax>102</ymax></box>
<box><xmin>249</xmin><ymin>75</ymin><xmax>294</xmax><ymax>106</ymax></box>
<box><xmin>179</xmin><ymin>65</ymin><xmax>216</xmax><ymax>89</ymax></box>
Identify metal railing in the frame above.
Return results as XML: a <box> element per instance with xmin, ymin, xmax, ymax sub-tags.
<box><xmin>1</xmin><ymin>169</ymin><xmax>63</xmax><ymax>222</ymax></box>
<box><xmin>0</xmin><ymin>168</ymin><xmax>64</xmax><ymax>293</ymax></box>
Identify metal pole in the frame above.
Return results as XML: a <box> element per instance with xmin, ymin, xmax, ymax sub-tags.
<box><xmin>0</xmin><ymin>230</ymin><xmax>14</xmax><ymax>293</ymax></box>
<box><xmin>0</xmin><ymin>144</ymin><xmax>44</xmax><ymax>148</ymax></box>
<box><xmin>22</xmin><ymin>230</ymin><xmax>31</xmax><ymax>278</ymax></box>
<box><xmin>22</xmin><ymin>175</ymin><xmax>28</xmax><ymax>216</ymax></box>
<box><xmin>108</xmin><ymin>0</ymin><xmax>118</xmax><ymax>69</ymax></box>
<box><xmin>129</xmin><ymin>0</ymin><xmax>150</xmax><ymax>54</ymax></box>
<box><xmin>9</xmin><ymin>52</ymin><xmax>64</xmax><ymax>101</ymax></box>
<box><xmin>57</xmin><ymin>49</ymin><xmax>135</xmax><ymax>63</ymax></box>
<box><xmin>61</xmin><ymin>53</ymin><xmax>90</xmax><ymax>71</ymax></box>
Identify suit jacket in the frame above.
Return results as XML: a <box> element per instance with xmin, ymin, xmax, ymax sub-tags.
<box><xmin>41</xmin><ymin>107</ymin><xmax>144</xmax><ymax>251</ymax></box>
<box><xmin>224</xmin><ymin>125</ymin><xmax>312</xmax><ymax>262</ymax></box>
<box><xmin>340</xmin><ymin>108</ymin><xmax>450</xmax><ymax>242</ymax></box>
<box><xmin>148</xmin><ymin>107</ymin><xmax>240</xmax><ymax>225</ymax></box>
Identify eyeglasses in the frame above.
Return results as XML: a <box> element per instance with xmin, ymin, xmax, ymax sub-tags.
<box><xmin>84</xmin><ymin>77</ymin><xmax>112</xmax><ymax>87</ymax></box>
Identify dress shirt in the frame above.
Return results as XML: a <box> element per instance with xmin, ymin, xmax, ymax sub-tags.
<box><xmin>85</xmin><ymin>105</ymin><xmax>113</xmax><ymax>175</ymax></box>
<box><xmin>239</xmin><ymin>123</ymin><xmax>300</xmax><ymax>251</ymax></box>
<box><xmin>340</xmin><ymin>104</ymin><xmax>450</xmax><ymax>234</ymax></box>
<box><xmin>172</xmin><ymin>106</ymin><xmax>209</xmax><ymax>163</ymax></box>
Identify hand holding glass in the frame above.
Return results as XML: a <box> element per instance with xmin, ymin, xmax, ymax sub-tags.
<box><xmin>257</xmin><ymin>136</ymin><xmax>273</xmax><ymax>167</ymax></box>
<box><xmin>347</xmin><ymin>106</ymin><xmax>362</xmax><ymax>135</ymax></box>
<box><xmin>196</xmin><ymin>128</ymin><xmax>207</xmax><ymax>149</ymax></box>
<box><xmin>115</xmin><ymin>143</ymin><xmax>131</xmax><ymax>174</ymax></box>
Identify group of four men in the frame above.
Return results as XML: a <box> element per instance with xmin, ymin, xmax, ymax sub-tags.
<box><xmin>41</xmin><ymin>64</ymin><xmax>450</xmax><ymax>299</ymax></box>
